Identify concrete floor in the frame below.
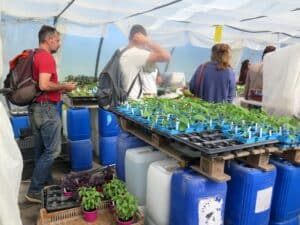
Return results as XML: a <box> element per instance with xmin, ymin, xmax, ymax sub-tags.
<box><xmin>18</xmin><ymin>159</ymin><xmax>101</xmax><ymax>225</ymax></box>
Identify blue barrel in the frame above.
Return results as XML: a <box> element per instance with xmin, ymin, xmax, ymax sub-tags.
<box><xmin>225</xmin><ymin>161</ymin><xmax>277</xmax><ymax>225</ymax></box>
<box><xmin>98</xmin><ymin>109</ymin><xmax>120</xmax><ymax>137</ymax></box>
<box><xmin>269</xmin><ymin>216</ymin><xmax>299</xmax><ymax>225</ymax></box>
<box><xmin>270</xmin><ymin>157</ymin><xmax>300</xmax><ymax>222</ymax></box>
<box><xmin>169</xmin><ymin>168</ymin><xmax>192</xmax><ymax>225</ymax></box>
<box><xmin>99</xmin><ymin>136</ymin><xmax>118</xmax><ymax>166</ymax></box>
<box><xmin>116</xmin><ymin>131</ymin><xmax>146</xmax><ymax>181</ymax></box>
<box><xmin>169</xmin><ymin>168</ymin><xmax>227</xmax><ymax>225</ymax></box>
<box><xmin>67</xmin><ymin>108</ymin><xmax>91</xmax><ymax>141</ymax></box>
<box><xmin>10</xmin><ymin>116</ymin><xmax>30</xmax><ymax>138</ymax></box>
<box><xmin>70</xmin><ymin>139</ymin><xmax>93</xmax><ymax>171</ymax></box>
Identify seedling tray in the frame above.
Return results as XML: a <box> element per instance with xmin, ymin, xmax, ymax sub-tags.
<box><xmin>42</xmin><ymin>185</ymin><xmax>80</xmax><ymax>212</ymax></box>
<box><xmin>171</xmin><ymin>130</ymin><xmax>279</xmax><ymax>157</ymax></box>
<box><xmin>112</xmin><ymin>109</ymin><xmax>279</xmax><ymax>157</ymax></box>
<box><xmin>63</xmin><ymin>93</ymin><xmax>98</xmax><ymax>106</ymax></box>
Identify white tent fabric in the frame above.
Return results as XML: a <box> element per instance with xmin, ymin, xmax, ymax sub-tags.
<box><xmin>0</xmin><ymin>101</ymin><xmax>23</xmax><ymax>225</ymax></box>
<box><xmin>1</xmin><ymin>0</ymin><xmax>299</xmax><ymax>92</ymax></box>
<box><xmin>263</xmin><ymin>44</ymin><xmax>300</xmax><ymax>118</ymax></box>
<box><xmin>0</xmin><ymin>2</ymin><xmax>300</xmax><ymax>224</ymax></box>
<box><xmin>1</xmin><ymin>0</ymin><xmax>300</xmax><ymax>48</ymax></box>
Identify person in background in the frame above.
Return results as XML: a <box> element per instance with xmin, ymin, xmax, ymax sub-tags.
<box><xmin>119</xmin><ymin>24</ymin><xmax>170</xmax><ymax>99</ymax></box>
<box><xmin>189</xmin><ymin>43</ymin><xmax>236</xmax><ymax>103</ymax></box>
<box><xmin>141</xmin><ymin>62</ymin><xmax>162</xmax><ymax>97</ymax></box>
<box><xmin>237</xmin><ymin>59</ymin><xmax>250</xmax><ymax>85</ymax></box>
<box><xmin>244</xmin><ymin>45</ymin><xmax>276</xmax><ymax>100</ymax></box>
<box><xmin>25</xmin><ymin>25</ymin><xmax>76</xmax><ymax>203</ymax></box>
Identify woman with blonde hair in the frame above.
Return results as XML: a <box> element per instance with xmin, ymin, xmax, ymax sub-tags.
<box><xmin>189</xmin><ymin>43</ymin><xmax>236</xmax><ymax>103</ymax></box>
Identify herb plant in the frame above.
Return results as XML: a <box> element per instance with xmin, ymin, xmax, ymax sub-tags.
<box><xmin>79</xmin><ymin>187</ymin><xmax>103</xmax><ymax>211</ymax></box>
<box><xmin>115</xmin><ymin>192</ymin><xmax>138</xmax><ymax>222</ymax></box>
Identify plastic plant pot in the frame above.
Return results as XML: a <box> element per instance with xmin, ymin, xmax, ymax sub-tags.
<box><xmin>83</xmin><ymin>209</ymin><xmax>97</xmax><ymax>222</ymax></box>
<box><xmin>63</xmin><ymin>191</ymin><xmax>73</xmax><ymax>197</ymax></box>
<box><xmin>116</xmin><ymin>217</ymin><xmax>134</xmax><ymax>225</ymax></box>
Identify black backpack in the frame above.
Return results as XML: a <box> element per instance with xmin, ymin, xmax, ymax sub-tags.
<box><xmin>2</xmin><ymin>49</ymin><xmax>40</xmax><ymax>106</ymax></box>
<box><xmin>96</xmin><ymin>48</ymin><xmax>142</xmax><ymax>109</ymax></box>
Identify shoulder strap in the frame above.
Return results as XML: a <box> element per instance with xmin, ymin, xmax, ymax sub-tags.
<box><xmin>126</xmin><ymin>69</ymin><xmax>142</xmax><ymax>98</ymax></box>
<box><xmin>195</xmin><ymin>63</ymin><xmax>206</xmax><ymax>97</ymax></box>
<box><xmin>119</xmin><ymin>47</ymin><xmax>130</xmax><ymax>58</ymax></box>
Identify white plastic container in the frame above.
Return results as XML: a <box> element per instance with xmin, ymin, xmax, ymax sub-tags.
<box><xmin>125</xmin><ymin>146</ymin><xmax>167</xmax><ymax>205</ymax></box>
<box><xmin>145</xmin><ymin>216</ymin><xmax>158</xmax><ymax>225</ymax></box>
<box><xmin>146</xmin><ymin>159</ymin><xmax>179</xmax><ymax>225</ymax></box>
<box><xmin>62</xmin><ymin>104</ymin><xmax>68</xmax><ymax>137</ymax></box>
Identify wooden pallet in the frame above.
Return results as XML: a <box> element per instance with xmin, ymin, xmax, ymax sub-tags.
<box><xmin>119</xmin><ymin>117</ymin><xmax>191</xmax><ymax>168</ymax></box>
<box><xmin>271</xmin><ymin>146</ymin><xmax>300</xmax><ymax>165</ymax></box>
<box><xmin>118</xmin><ymin>115</ymin><xmax>299</xmax><ymax>182</ymax></box>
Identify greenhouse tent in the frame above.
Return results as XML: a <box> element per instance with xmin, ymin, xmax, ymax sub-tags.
<box><xmin>1</xmin><ymin>1</ymin><xmax>300</xmax><ymax>225</ymax></box>
<box><xmin>1</xmin><ymin>0</ymin><xmax>300</xmax><ymax>81</ymax></box>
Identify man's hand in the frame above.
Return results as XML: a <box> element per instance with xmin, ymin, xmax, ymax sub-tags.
<box><xmin>62</xmin><ymin>82</ymin><xmax>76</xmax><ymax>92</ymax></box>
<box><xmin>133</xmin><ymin>32</ymin><xmax>149</xmax><ymax>46</ymax></box>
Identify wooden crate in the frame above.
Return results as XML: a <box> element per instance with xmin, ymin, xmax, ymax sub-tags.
<box><xmin>38</xmin><ymin>201</ymin><xmax>144</xmax><ymax>225</ymax></box>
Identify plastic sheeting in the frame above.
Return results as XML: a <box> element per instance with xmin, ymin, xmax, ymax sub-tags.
<box><xmin>1</xmin><ymin>0</ymin><xmax>300</xmax><ymax>49</ymax></box>
<box><xmin>0</xmin><ymin>102</ymin><xmax>23</xmax><ymax>225</ymax></box>
<box><xmin>263</xmin><ymin>44</ymin><xmax>300</xmax><ymax>118</ymax></box>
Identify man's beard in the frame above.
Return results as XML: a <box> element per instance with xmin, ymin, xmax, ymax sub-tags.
<box><xmin>51</xmin><ymin>49</ymin><xmax>58</xmax><ymax>54</ymax></box>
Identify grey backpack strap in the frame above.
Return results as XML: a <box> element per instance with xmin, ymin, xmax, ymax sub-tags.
<box><xmin>127</xmin><ymin>69</ymin><xmax>142</xmax><ymax>98</ymax></box>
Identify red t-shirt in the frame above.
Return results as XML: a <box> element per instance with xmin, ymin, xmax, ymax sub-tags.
<box><xmin>33</xmin><ymin>49</ymin><xmax>61</xmax><ymax>103</ymax></box>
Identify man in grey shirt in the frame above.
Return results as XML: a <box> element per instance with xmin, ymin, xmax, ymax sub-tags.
<box><xmin>120</xmin><ymin>24</ymin><xmax>170</xmax><ymax>99</ymax></box>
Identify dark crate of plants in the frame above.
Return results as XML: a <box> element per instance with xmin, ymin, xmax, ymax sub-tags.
<box><xmin>42</xmin><ymin>185</ymin><xmax>80</xmax><ymax>212</ymax></box>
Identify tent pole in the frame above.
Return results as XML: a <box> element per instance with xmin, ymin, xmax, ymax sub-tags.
<box><xmin>164</xmin><ymin>47</ymin><xmax>175</xmax><ymax>72</ymax></box>
<box><xmin>94</xmin><ymin>37</ymin><xmax>104</xmax><ymax>81</ymax></box>
<box><xmin>53</xmin><ymin>0</ymin><xmax>76</xmax><ymax>25</ymax></box>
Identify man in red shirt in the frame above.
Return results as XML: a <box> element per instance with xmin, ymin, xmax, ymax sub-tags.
<box><xmin>25</xmin><ymin>25</ymin><xmax>76</xmax><ymax>203</ymax></box>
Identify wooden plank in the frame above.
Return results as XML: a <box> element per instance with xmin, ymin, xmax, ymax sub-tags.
<box><xmin>239</xmin><ymin>152</ymin><xmax>275</xmax><ymax>171</ymax></box>
<box><xmin>218</xmin><ymin>153</ymin><xmax>235</xmax><ymax>160</ymax></box>
<box><xmin>251</xmin><ymin>149</ymin><xmax>265</xmax><ymax>155</ymax></box>
<box><xmin>264</xmin><ymin>146</ymin><xmax>280</xmax><ymax>153</ymax></box>
<box><xmin>152</xmin><ymin>133</ymin><xmax>165</xmax><ymax>146</ymax></box>
<box><xmin>191</xmin><ymin>156</ymin><xmax>231</xmax><ymax>182</ymax></box>
<box><xmin>120</xmin><ymin>117</ymin><xmax>189</xmax><ymax>167</ymax></box>
<box><xmin>191</xmin><ymin>165</ymin><xmax>230</xmax><ymax>182</ymax></box>
<box><xmin>279</xmin><ymin>150</ymin><xmax>300</xmax><ymax>164</ymax></box>
<box><xmin>234</xmin><ymin>151</ymin><xmax>250</xmax><ymax>157</ymax></box>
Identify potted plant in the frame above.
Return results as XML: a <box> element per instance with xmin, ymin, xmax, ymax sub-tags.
<box><xmin>89</xmin><ymin>174</ymin><xmax>105</xmax><ymax>192</ymax></box>
<box><xmin>79</xmin><ymin>187</ymin><xmax>103</xmax><ymax>222</ymax></box>
<box><xmin>115</xmin><ymin>192</ymin><xmax>138</xmax><ymax>225</ymax></box>
<box><xmin>103</xmin><ymin>166</ymin><xmax>114</xmax><ymax>182</ymax></box>
<box><xmin>61</xmin><ymin>174</ymin><xmax>78</xmax><ymax>197</ymax></box>
<box><xmin>103</xmin><ymin>179</ymin><xmax>127</xmax><ymax>212</ymax></box>
<box><xmin>103</xmin><ymin>179</ymin><xmax>127</xmax><ymax>199</ymax></box>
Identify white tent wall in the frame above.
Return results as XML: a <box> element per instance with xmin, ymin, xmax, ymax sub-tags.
<box><xmin>0</xmin><ymin>0</ymin><xmax>300</xmax><ymax>102</ymax></box>
<box><xmin>0</xmin><ymin>102</ymin><xmax>23</xmax><ymax>225</ymax></box>
<box><xmin>263</xmin><ymin>44</ymin><xmax>300</xmax><ymax>118</ymax></box>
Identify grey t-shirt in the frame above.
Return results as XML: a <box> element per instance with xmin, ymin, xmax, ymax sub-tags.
<box><xmin>120</xmin><ymin>47</ymin><xmax>150</xmax><ymax>99</ymax></box>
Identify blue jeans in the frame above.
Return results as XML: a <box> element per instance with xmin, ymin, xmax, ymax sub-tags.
<box><xmin>28</xmin><ymin>102</ymin><xmax>62</xmax><ymax>193</ymax></box>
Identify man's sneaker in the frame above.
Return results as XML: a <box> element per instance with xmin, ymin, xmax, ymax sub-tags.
<box><xmin>25</xmin><ymin>192</ymin><xmax>42</xmax><ymax>203</ymax></box>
